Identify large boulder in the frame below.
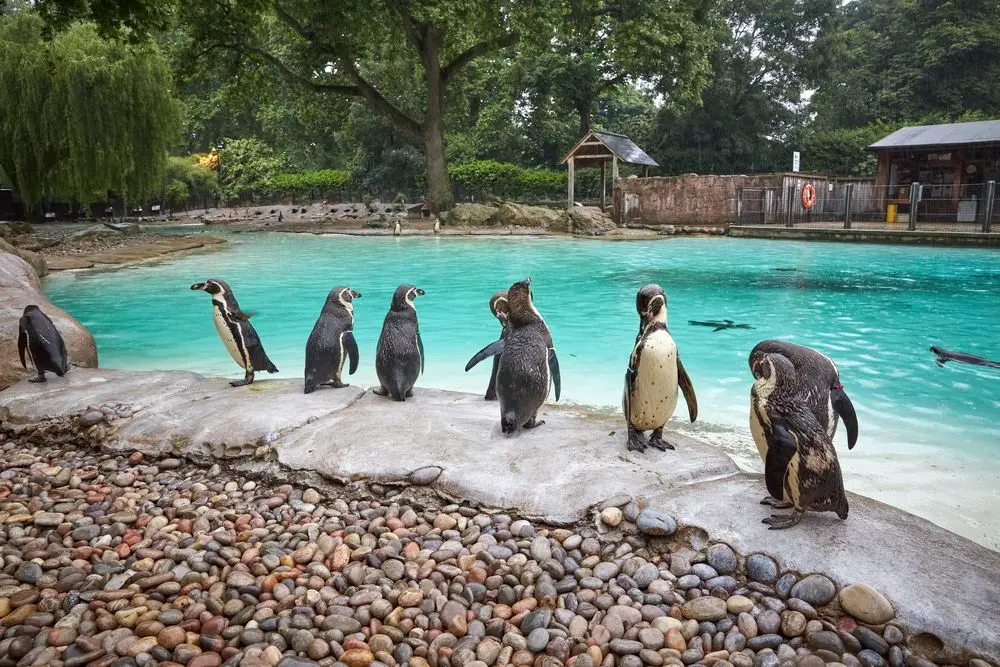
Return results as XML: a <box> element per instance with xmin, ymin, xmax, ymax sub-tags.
<box><xmin>0</xmin><ymin>238</ymin><xmax>47</xmax><ymax>277</ymax></box>
<box><xmin>568</xmin><ymin>207</ymin><xmax>617</xmax><ymax>236</ymax></box>
<box><xmin>0</xmin><ymin>251</ymin><xmax>97</xmax><ymax>389</ymax></box>
<box><xmin>0</xmin><ymin>222</ymin><xmax>34</xmax><ymax>239</ymax></box>
<box><xmin>489</xmin><ymin>203</ymin><xmax>566</xmax><ymax>228</ymax></box>
<box><xmin>444</xmin><ymin>203</ymin><xmax>497</xmax><ymax>227</ymax></box>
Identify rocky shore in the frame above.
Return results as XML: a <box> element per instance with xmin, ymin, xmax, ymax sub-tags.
<box><xmin>0</xmin><ymin>422</ymin><xmax>988</xmax><ymax>667</ymax></box>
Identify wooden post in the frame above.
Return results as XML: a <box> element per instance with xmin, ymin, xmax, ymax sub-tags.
<box><xmin>600</xmin><ymin>160</ymin><xmax>606</xmax><ymax>211</ymax></box>
<box><xmin>567</xmin><ymin>157</ymin><xmax>575</xmax><ymax>211</ymax></box>
<box><xmin>844</xmin><ymin>183</ymin><xmax>854</xmax><ymax>229</ymax></box>
<box><xmin>909</xmin><ymin>182</ymin><xmax>920</xmax><ymax>230</ymax></box>
<box><xmin>612</xmin><ymin>155</ymin><xmax>619</xmax><ymax>181</ymax></box>
<box><xmin>983</xmin><ymin>180</ymin><xmax>996</xmax><ymax>233</ymax></box>
<box><xmin>735</xmin><ymin>187</ymin><xmax>743</xmax><ymax>225</ymax></box>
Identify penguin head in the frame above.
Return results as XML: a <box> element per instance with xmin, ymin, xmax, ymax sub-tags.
<box><xmin>751</xmin><ymin>352</ymin><xmax>795</xmax><ymax>384</ymax></box>
<box><xmin>190</xmin><ymin>279</ymin><xmax>231</xmax><ymax>299</ymax></box>
<box><xmin>391</xmin><ymin>284</ymin><xmax>424</xmax><ymax>311</ymax></box>
<box><xmin>327</xmin><ymin>287</ymin><xmax>362</xmax><ymax>314</ymax></box>
<box><xmin>22</xmin><ymin>305</ymin><xmax>41</xmax><ymax>315</ymax></box>
<box><xmin>508</xmin><ymin>278</ymin><xmax>543</xmax><ymax>327</ymax></box>
<box><xmin>636</xmin><ymin>284</ymin><xmax>667</xmax><ymax>325</ymax></box>
<box><xmin>489</xmin><ymin>290</ymin><xmax>510</xmax><ymax>326</ymax></box>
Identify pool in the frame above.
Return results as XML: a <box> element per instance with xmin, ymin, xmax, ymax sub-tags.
<box><xmin>43</xmin><ymin>233</ymin><xmax>1000</xmax><ymax>548</ymax></box>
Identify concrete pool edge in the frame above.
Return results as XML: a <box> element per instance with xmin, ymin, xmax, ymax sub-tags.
<box><xmin>1</xmin><ymin>369</ymin><xmax>997</xmax><ymax>662</ymax></box>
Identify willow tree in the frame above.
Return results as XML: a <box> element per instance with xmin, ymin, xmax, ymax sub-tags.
<box><xmin>0</xmin><ymin>10</ymin><xmax>180</xmax><ymax>217</ymax></box>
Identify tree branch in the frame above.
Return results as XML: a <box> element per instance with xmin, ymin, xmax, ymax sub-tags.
<box><xmin>232</xmin><ymin>43</ymin><xmax>361</xmax><ymax>95</ymax></box>
<box><xmin>390</xmin><ymin>0</ymin><xmax>426</xmax><ymax>51</ymax></box>
<box><xmin>441</xmin><ymin>32</ymin><xmax>520</xmax><ymax>86</ymax></box>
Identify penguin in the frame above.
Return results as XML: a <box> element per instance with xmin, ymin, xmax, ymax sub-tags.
<box><xmin>749</xmin><ymin>340</ymin><xmax>858</xmax><ymax>508</ymax></box>
<box><xmin>751</xmin><ymin>351</ymin><xmax>849</xmax><ymax>529</ymax></box>
<box><xmin>393</xmin><ymin>221</ymin><xmax>401</xmax><ymax>236</ymax></box>
<box><xmin>465</xmin><ymin>278</ymin><xmax>560</xmax><ymax>433</ymax></box>
<box><xmin>434</xmin><ymin>218</ymin><xmax>441</xmax><ymax>234</ymax></box>
<box><xmin>17</xmin><ymin>305</ymin><xmax>69</xmax><ymax>383</ymax></box>
<box><xmin>374</xmin><ymin>284</ymin><xmax>425</xmax><ymax>400</ymax></box>
<box><xmin>623</xmin><ymin>284</ymin><xmax>697</xmax><ymax>452</ymax></box>
<box><xmin>304</xmin><ymin>287</ymin><xmax>362</xmax><ymax>394</ymax></box>
<box><xmin>190</xmin><ymin>279</ymin><xmax>278</xmax><ymax>387</ymax></box>
<box><xmin>484</xmin><ymin>290</ymin><xmax>510</xmax><ymax>401</ymax></box>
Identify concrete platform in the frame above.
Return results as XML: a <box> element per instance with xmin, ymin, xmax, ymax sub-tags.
<box><xmin>1</xmin><ymin>369</ymin><xmax>998</xmax><ymax>661</ymax></box>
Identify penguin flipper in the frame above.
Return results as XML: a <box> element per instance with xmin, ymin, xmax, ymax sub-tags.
<box><xmin>548</xmin><ymin>348</ymin><xmax>561</xmax><ymax>402</ymax></box>
<box><xmin>623</xmin><ymin>366</ymin><xmax>635</xmax><ymax>421</ymax></box>
<box><xmin>343</xmin><ymin>331</ymin><xmax>359</xmax><ymax>375</ymax></box>
<box><xmin>765</xmin><ymin>422</ymin><xmax>798</xmax><ymax>501</ymax></box>
<box><xmin>417</xmin><ymin>331</ymin><xmax>424</xmax><ymax>375</ymax></box>
<box><xmin>17</xmin><ymin>322</ymin><xmax>27</xmax><ymax>369</ymax></box>
<box><xmin>831</xmin><ymin>387</ymin><xmax>858</xmax><ymax>450</ymax></box>
<box><xmin>676</xmin><ymin>355</ymin><xmax>698</xmax><ymax>422</ymax></box>
<box><xmin>465</xmin><ymin>339</ymin><xmax>505</xmax><ymax>372</ymax></box>
<box><xmin>713</xmin><ymin>326</ymin><xmax>726</xmax><ymax>332</ymax></box>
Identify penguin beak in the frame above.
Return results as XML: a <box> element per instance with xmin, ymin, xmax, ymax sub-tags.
<box><xmin>415</xmin><ymin>288</ymin><xmax>425</xmax><ymax>296</ymax></box>
<box><xmin>351</xmin><ymin>290</ymin><xmax>362</xmax><ymax>298</ymax></box>
<box><xmin>190</xmin><ymin>282</ymin><xmax>206</xmax><ymax>291</ymax></box>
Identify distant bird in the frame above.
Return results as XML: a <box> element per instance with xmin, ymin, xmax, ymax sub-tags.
<box><xmin>689</xmin><ymin>319</ymin><xmax>754</xmax><ymax>332</ymax></box>
<box><xmin>18</xmin><ymin>305</ymin><xmax>69</xmax><ymax>383</ymax></box>
<box><xmin>190</xmin><ymin>279</ymin><xmax>278</xmax><ymax>387</ymax></box>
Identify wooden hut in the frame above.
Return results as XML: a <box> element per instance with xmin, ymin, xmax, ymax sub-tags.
<box><xmin>560</xmin><ymin>130</ymin><xmax>658</xmax><ymax>211</ymax></box>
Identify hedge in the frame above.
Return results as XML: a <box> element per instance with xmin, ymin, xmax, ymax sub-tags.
<box><xmin>449</xmin><ymin>160</ymin><xmax>601</xmax><ymax>201</ymax></box>
<box><xmin>265</xmin><ymin>169</ymin><xmax>351</xmax><ymax>200</ymax></box>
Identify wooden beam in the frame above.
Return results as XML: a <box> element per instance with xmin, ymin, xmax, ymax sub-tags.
<box><xmin>567</xmin><ymin>157</ymin><xmax>575</xmax><ymax>211</ymax></box>
<box><xmin>612</xmin><ymin>154</ymin><xmax>619</xmax><ymax>180</ymax></box>
<box><xmin>601</xmin><ymin>160</ymin><xmax>606</xmax><ymax>210</ymax></box>
<box><xmin>571</xmin><ymin>153</ymin><xmax>615</xmax><ymax>161</ymax></box>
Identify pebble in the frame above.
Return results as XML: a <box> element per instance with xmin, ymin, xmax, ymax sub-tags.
<box><xmin>681</xmin><ymin>596</ymin><xmax>727</xmax><ymax>621</ymax></box>
<box><xmin>747</xmin><ymin>554</ymin><xmax>779</xmax><ymax>583</ymax></box>
<box><xmin>790</xmin><ymin>574</ymin><xmax>837</xmax><ymax>606</ymax></box>
<box><xmin>727</xmin><ymin>595</ymin><xmax>753</xmax><ymax>614</ymax></box>
<box><xmin>707</xmin><ymin>543</ymin><xmax>738</xmax><ymax>574</ymax></box>
<box><xmin>636</xmin><ymin>509</ymin><xmax>676</xmax><ymax>536</ymax></box>
<box><xmin>600</xmin><ymin>507</ymin><xmax>623</xmax><ymax>526</ymax></box>
<box><xmin>854</xmin><ymin>627</ymin><xmax>890</xmax><ymax>655</ymax></box>
<box><xmin>757</xmin><ymin>610</ymin><xmax>781</xmax><ymax>634</ymax></box>
<box><xmin>527</xmin><ymin>628</ymin><xmax>549</xmax><ymax>652</ymax></box>
<box><xmin>840</xmin><ymin>584</ymin><xmax>896</xmax><ymax>624</ymax></box>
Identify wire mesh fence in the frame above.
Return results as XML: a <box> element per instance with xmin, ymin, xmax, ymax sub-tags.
<box><xmin>735</xmin><ymin>181</ymin><xmax>999</xmax><ymax>232</ymax></box>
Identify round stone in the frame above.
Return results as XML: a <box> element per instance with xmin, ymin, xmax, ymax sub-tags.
<box><xmin>527</xmin><ymin>628</ymin><xmax>549</xmax><ymax>652</ymax></box>
<box><xmin>727</xmin><ymin>595</ymin><xmax>753</xmax><ymax>614</ymax></box>
<box><xmin>780</xmin><ymin>611</ymin><xmax>806</xmax><ymax>637</ymax></box>
<box><xmin>757</xmin><ymin>611</ymin><xmax>781</xmax><ymax>634</ymax></box>
<box><xmin>638</xmin><ymin>628</ymin><xmax>664</xmax><ymax>650</ymax></box>
<box><xmin>839</xmin><ymin>584</ymin><xmax>895</xmax><ymax>625</ymax></box>
<box><xmin>747</xmin><ymin>554</ymin><xmax>779</xmax><ymax>583</ymax></box>
<box><xmin>636</xmin><ymin>509</ymin><xmax>676</xmax><ymax>536</ymax></box>
<box><xmin>15</xmin><ymin>562</ymin><xmax>42</xmax><ymax>584</ymax></box>
<box><xmin>681</xmin><ymin>596</ymin><xmax>727</xmax><ymax>621</ymax></box>
<box><xmin>600</xmin><ymin>507</ymin><xmax>624</xmax><ymax>527</ymax></box>
<box><xmin>707</xmin><ymin>544</ymin><xmax>738</xmax><ymax>574</ymax></box>
<box><xmin>789</xmin><ymin>574</ymin><xmax>836</xmax><ymax>606</ymax></box>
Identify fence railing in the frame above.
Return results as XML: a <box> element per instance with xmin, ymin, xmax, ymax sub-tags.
<box><xmin>735</xmin><ymin>181</ymin><xmax>998</xmax><ymax>232</ymax></box>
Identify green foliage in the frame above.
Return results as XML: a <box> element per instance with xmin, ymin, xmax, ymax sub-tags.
<box><xmin>793</xmin><ymin>122</ymin><xmax>899</xmax><ymax>177</ymax></box>
<box><xmin>265</xmin><ymin>170</ymin><xmax>351</xmax><ymax>200</ymax></box>
<box><xmin>0</xmin><ymin>10</ymin><xmax>180</xmax><ymax>212</ymax></box>
<box><xmin>448</xmin><ymin>160</ymin><xmax>601</xmax><ymax>201</ymax></box>
<box><xmin>218</xmin><ymin>138</ymin><xmax>284</xmax><ymax>202</ymax></box>
<box><xmin>161</xmin><ymin>156</ymin><xmax>219</xmax><ymax>209</ymax></box>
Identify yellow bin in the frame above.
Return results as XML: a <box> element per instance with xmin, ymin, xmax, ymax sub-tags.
<box><xmin>886</xmin><ymin>203</ymin><xmax>897</xmax><ymax>224</ymax></box>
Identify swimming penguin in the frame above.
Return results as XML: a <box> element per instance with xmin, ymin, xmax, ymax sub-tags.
<box><xmin>374</xmin><ymin>284</ymin><xmax>425</xmax><ymax>400</ymax></box>
<box><xmin>751</xmin><ymin>352</ymin><xmax>849</xmax><ymax>529</ymax></box>
<box><xmin>749</xmin><ymin>340</ymin><xmax>857</xmax><ymax>507</ymax></box>
<box><xmin>484</xmin><ymin>290</ymin><xmax>510</xmax><ymax>401</ymax></box>
<box><xmin>304</xmin><ymin>287</ymin><xmax>362</xmax><ymax>394</ymax></box>
<box><xmin>465</xmin><ymin>278</ymin><xmax>560</xmax><ymax>433</ymax></box>
<box><xmin>623</xmin><ymin>285</ymin><xmax>697</xmax><ymax>452</ymax></box>
<box><xmin>18</xmin><ymin>305</ymin><xmax>69</xmax><ymax>383</ymax></box>
<box><xmin>190</xmin><ymin>279</ymin><xmax>278</xmax><ymax>387</ymax></box>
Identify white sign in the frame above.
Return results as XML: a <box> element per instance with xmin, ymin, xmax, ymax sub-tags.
<box><xmin>792</xmin><ymin>151</ymin><xmax>801</xmax><ymax>173</ymax></box>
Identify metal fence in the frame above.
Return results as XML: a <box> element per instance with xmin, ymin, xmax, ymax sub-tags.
<box><xmin>735</xmin><ymin>180</ymin><xmax>999</xmax><ymax>232</ymax></box>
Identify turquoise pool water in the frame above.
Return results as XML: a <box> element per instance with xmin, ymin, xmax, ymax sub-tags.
<box><xmin>42</xmin><ymin>233</ymin><xmax>1000</xmax><ymax>545</ymax></box>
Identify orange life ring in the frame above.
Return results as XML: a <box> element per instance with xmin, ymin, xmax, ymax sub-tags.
<box><xmin>801</xmin><ymin>184</ymin><xmax>816</xmax><ymax>209</ymax></box>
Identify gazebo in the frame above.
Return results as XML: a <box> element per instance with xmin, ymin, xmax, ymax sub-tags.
<box><xmin>559</xmin><ymin>130</ymin><xmax>658</xmax><ymax>211</ymax></box>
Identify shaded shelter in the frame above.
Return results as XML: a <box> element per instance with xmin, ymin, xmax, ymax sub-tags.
<box><xmin>560</xmin><ymin>130</ymin><xmax>658</xmax><ymax>211</ymax></box>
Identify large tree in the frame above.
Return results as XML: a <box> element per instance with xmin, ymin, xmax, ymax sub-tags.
<box><xmin>0</xmin><ymin>9</ymin><xmax>180</xmax><ymax>216</ymax></box>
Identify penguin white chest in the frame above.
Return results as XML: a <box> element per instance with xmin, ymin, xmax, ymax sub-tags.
<box><xmin>213</xmin><ymin>308</ymin><xmax>247</xmax><ymax>369</ymax></box>
<box><xmin>629</xmin><ymin>330</ymin><xmax>679</xmax><ymax>430</ymax></box>
<box><xmin>749</xmin><ymin>375</ymin><xmax>777</xmax><ymax>462</ymax></box>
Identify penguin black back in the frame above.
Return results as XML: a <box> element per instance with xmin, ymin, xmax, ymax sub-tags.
<box><xmin>374</xmin><ymin>284</ymin><xmax>425</xmax><ymax>401</ymax></box>
<box><xmin>18</xmin><ymin>305</ymin><xmax>69</xmax><ymax>382</ymax></box>
<box><xmin>304</xmin><ymin>287</ymin><xmax>362</xmax><ymax>394</ymax></box>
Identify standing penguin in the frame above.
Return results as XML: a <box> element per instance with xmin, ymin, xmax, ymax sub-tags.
<box><xmin>18</xmin><ymin>305</ymin><xmax>69</xmax><ymax>383</ymax></box>
<box><xmin>465</xmin><ymin>278</ymin><xmax>560</xmax><ymax>433</ymax></box>
<box><xmin>749</xmin><ymin>340</ymin><xmax>858</xmax><ymax>507</ymax></box>
<box><xmin>374</xmin><ymin>284</ymin><xmax>425</xmax><ymax>400</ymax></box>
<box><xmin>393</xmin><ymin>221</ymin><xmax>402</xmax><ymax>236</ymax></box>
<box><xmin>190</xmin><ymin>279</ymin><xmax>278</xmax><ymax>387</ymax></box>
<box><xmin>483</xmin><ymin>290</ymin><xmax>510</xmax><ymax>401</ymax></box>
<box><xmin>304</xmin><ymin>287</ymin><xmax>362</xmax><ymax>394</ymax></box>
<box><xmin>751</xmin><ymin>352</ymin><xmax>849</xmax><ymax>529</ymax></box>
<box><xmin>623</xmin><ymin>284</ymin><xmax>698</xmax><ymax>452</ymax></box>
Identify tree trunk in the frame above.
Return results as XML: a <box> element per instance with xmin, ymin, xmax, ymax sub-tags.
<box><xmin>422</xmin><ymin>28</ymin><xmax>454</xmax><ymax>213</ymax></box>
<box><xmin>577</xmin><ymin>100</ymin><xmax>593</xmax><ymax>138</ymax></box>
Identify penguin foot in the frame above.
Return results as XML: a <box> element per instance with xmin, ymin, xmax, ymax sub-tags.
<box><xmin>325</xmin><ymin>380</ymin><xmax>348</xmax><ymax>388</ymax></box>
<box><xmin>28</xmin><ymin>375</ymin><xmax>47</xmax><ymax>383</ymax></box>
<box><xmin>762</xmin><ymin>512</ymin><xmax>803</xmax><ymax>530</ymax></box>
<box><xmin>405</xmin><ymin>389</ymin><xmax>414</xmax><ymax>398</ymax></box>
<box><xmin>229</xmin><ymin>379</ymin><xmax>251</xmax><ymax>387</ymax></box>
<box><xmin>760</xmin><ymin>496</ymin><xmax>793</xmax><ymax>509</ymax></box>
<box><xmin>523</xmin><ymin>417</ymin><xmax>546</xmax><ymax>430</ymax></box>
<box><xmin>626</xmin><ymin>429</ymin><xmax>647</xmax><ymax>452</ymax></box>
<box><xmin>648</xmin><ymin>428</ymin><xmax>675</xmax><ymax>451</ymax></box>
<box><xmin>372</xmin><ymin>387</ymin><xmax>389</xmax><ymax>396</ymax></box>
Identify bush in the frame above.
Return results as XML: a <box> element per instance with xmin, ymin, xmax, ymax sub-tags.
<box><xmin>265</xmin><ymin>169</ymin><xmax>351</xmax><ymax>200</ymax></box>
<box><xmin>448</xmin><ymin>160</ymin><xmax>604</xmax><ymax>202</ymax></box>
<box><xmin>162</xmin><ymin>156</ymin><xmax>219</xmax><ymax>210</ymax></box>
<box><xmin>218</xmin><ymin>138</ymin><xmax>284</xmax><ymax>202</ymax></box>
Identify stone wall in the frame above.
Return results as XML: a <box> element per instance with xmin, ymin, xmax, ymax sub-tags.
<box><xmin>613</xmin><ymin>174</ymin><xmax>783</xmax><ymax>227</ymax></box>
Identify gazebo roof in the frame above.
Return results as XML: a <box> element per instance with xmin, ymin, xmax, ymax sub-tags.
<box><xmin>560</xmin><ymin>130</ymin><xmax>659</xmax><ymax>167</ymax></box>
